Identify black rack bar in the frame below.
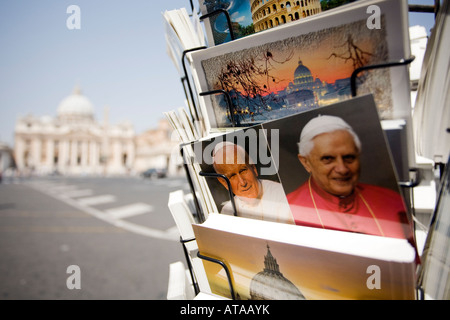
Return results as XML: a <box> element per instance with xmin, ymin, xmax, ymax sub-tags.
<box><xmin>409</xmin><ymin>4</ymin><xmax>435</xmax><ymax>13</ymax></box>
<box><xmin>409</xmin><ymin>0</ymin><xmax>440</xmax><ymax>17</ymax></box>
<box><xmin>399</xmin><ymin>168</ymin><xmax>422</xmax><ymax>219</ymax></box>
<box><xmin>350</xmin><ymin>56</ymin><xmax>415</xmax><ymax>97</ymax></box>
<box><xmin>199</xmin><ymin>8</ymin><xmax>236</xmax><ymax>41</ymax></box>
<box><xmin>182</xmin><ymin>47</ymin><xmax>207</xmax><ymax>124</ymax></box>
<box><xmin>180</xmin><ymin>146</ymin><xmax>206</xmax><ymax>223</ymax></box>
<box><xmin>199</xmin><ymin>171</ymin><xmax>238</xmax><ymax>216</ymax></box>
<box><xmin>399</xmin><ymin>168</ymin><xmax>421</xmax><ymax>189</ymax></box>
<box><xmin>199</xmin><ymin>89</ymin><xmax>238</xmax><ymax>127</ymax></box>
<box><xmin>350</xmin><ymin>57</ymin><xmax>419</xmax><ymax>213</ymax></box>
<box><xmin>180</xmin><ymin>76</ymin><xmax>191</xmax><ymax>116</ymax></box>
<box><xmin>197</xmin><ymin>251</ymin><xmax>236</xmax><ymax>300</ymax></box>
<box><xmin>180</xmin><ymin>237</ymin><xmax>200</xmax><ymax>295</ymax></box>
<box><xmin>416</xmin><ymin>286</ymin><xmax>425</xmax><ymax>300</ymax></box>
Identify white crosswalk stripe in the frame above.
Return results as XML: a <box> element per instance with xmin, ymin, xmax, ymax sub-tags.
<box><xmin>48</xmin><ymin>185</ymin><xmax>79</xmax><ymax>192</ymax></box>
<box><xmin>23</xmin><ymin>180</ymin><xmax>179</xmax><ymax>241</ymax></box>
<box><xmin>104</xmin><ymin>203</ymin><xmax>154</xmax><ymax>220</ymax></box>
<box><xmin>77</xmin><ymin>194</ymin><xmax>116</xmax><ymax>206</ymax></box>
<box><xmin>63</xmin><ymin>189</ymin><xmax>94</xmax><ymax>198</ymax></box>
<box><xmin>144</xmin><ymin>179</ymin><xmax>189</xmax><ymax>189</ymax></box>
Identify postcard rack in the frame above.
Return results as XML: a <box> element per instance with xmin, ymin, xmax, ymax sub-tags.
<box><xmin>199</xmin><ymin>171</ymin><xmax>238</xmax><ymax>216</ymax></box>
<box><xmin>179</xmin><ymin>7</ymin><xmax>237</xmax><ymax>124</ymax></box>
<box><xmin>199</xmin><ymin>8</ymin><xmax>236</xmax><ymax>41</ymax></box>
<box><xmin>199</xmin><ymin>90</ymin><xmax>238</xmax><ymax>127</ymax></box>
<box><xmin>350</xmin><ymin>57</ymin><xmax>416</xmax><ymax>97</ymax></box>
<box><xmin>179</xmin><ymin>2</ymin><xmax>439</xmax><ymax>124</ymax></box>
<box><xmin>181</xmin><ymin>47</ymin><xmax>206</xmax><ymax>124</ymax></box>
<box><xmin>196</xmin><ymin>251</ymin><xmax>237</xmax><ymax>300</ymax></box>
<box><xmin>171</xmin><ymin>0</ymin><xmax>441</xmax><ymax>301</ymax></box>
<box><xmin>408</xmin><ymin>0</ymin><xmax>440</xmax><ymax>16</ymax></box>
<box><xmin>181</xmin><ymin>58</ymin><xmax>424</xmax><ymax>226</ymax></box>
<box><xmin>349</xmin><ymin>57</ymin><xmax>421</xmax><ymax>189</ymax></box>
<box><xmin>179</xmin><ymin>147</ymin><xmax>199</xmax><ymax>217</ymax></box>
<box><xmin>179</xmin><ymin>236</ymin><xmax>200</xmax><ymax>295</ymax></box>
<box><xmin>179</xmin><ymin>237</ymin><xmax>237</xmax><ymax>299</ymax></box>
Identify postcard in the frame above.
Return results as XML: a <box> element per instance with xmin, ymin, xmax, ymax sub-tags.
<box><xmin>190</xmin><ymin>0</ymin><xmax>411</xmax><ymax>131</ymax></box>
<box><xmin>191</xmin><ymin>124</ymin><xmax>292</xmax><ymax>224</ymax></box>
<box><xmin>193</xmin><ymin>213</ymin><xmax>417</xmax><ymax>300</ymax></box>
<box><xmin>266</xmin><ymin>94</ymin><xmax>417</xmax><ymax>240</ymax></box>
<box><xmin>198</xmin><ymin>0</ymin><xmax>324</xmax><ymax>46</ymax></box>
<box><xmin>191</xmin><ymin>94</ymin><xmax>418</xmax><ymax>242</ymax></box>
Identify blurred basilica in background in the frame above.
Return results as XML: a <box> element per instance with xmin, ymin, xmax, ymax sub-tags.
<box><xmin>13</xmin><ymin>86</ymin><xmax>181</xmax><ymax>177</ymax></box>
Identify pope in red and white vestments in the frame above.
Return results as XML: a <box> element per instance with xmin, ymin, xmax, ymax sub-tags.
<box><xmin>287</xmin><ymin>177</ymin><xmax>413</xmax><ymax>239</ymax></box>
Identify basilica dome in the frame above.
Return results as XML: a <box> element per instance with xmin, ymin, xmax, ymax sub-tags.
<box><xmin>249</xmin><ymin>245</ymin><xmax>305</xmax><ymax>300</ymax></box>
<box><xmin>293</xmin><ymin>60</ymin><xmax>314</xmax><ymax>86</ymax></box>
<box><xmin>57</xmin><ymin>86</ymin><xmax>94</xmax><ymax>121</ymax></box>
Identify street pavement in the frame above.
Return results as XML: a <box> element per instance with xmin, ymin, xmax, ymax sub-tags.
<box><xmin>0</xmin><ymin>175</ymin><xmax>191</xmax><ymax>300</ymax></box>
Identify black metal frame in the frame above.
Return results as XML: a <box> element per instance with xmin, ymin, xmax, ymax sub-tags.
<box><xmin>199</xmin><ymin>171</ymin><xmax>237</xmax><ymax>216</ymax></box>
<box><xmin>197</xmin><ymin>251</ymin><xmax>236</xmax><ymax>300</ymax></box>
<box><xmin>180</xmin><ymin>237</ymin><xmax>200</xmax><ymax>295</ymax></box>
<box><xmin>350</xmin><ymin>56</ymin><xmax>424</xmax><ymax>235</ymax></box>
<box><xmin>182</xmin><ymin>47</ymin><xmax>207</xmax><ymax>123</ymax></box>
<box><xmin>350</xmin><ymin>56</ymin><xmax>416</xmax><ymax>97</ymax></box>
<box><xmin>408</xmin><ymin>0</ymin><xmax>440</xmax><ymax>17</ymax></box>
<box><xmin>199</xmin><ymin>89</ymin><xmax>238</xmax><ymax>127</ymax></box>
<box><xmin>179</xmin><ymin>7</ymin><xmax>237</xmax><ymax>125</ymax></box>
<box><xmin>178</xmin><ymin>236</ymin><xmax>237</xmax><ymax>299</ymax></box>
<box><xmin>179</xmin><ymin>145</ymin><xmax>206</xmax><ymax>223</ymax></box>
<box><xmin>199</xmin><ymin>8</ymin><xmax>236</xmax><ymax>42</ymax></box>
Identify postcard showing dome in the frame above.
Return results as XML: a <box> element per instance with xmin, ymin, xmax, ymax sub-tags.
<box><xmin>193</xmin><ymin>214</ymin><xmax>417</xmax><ymax>300</ymax></box>
<box><xmin>190</xmin><ymin>0</ymin><xmax>411</xmax><ymax>131</ymax></box>
<box><xmin>248</xmin><ymin>244</ymin><xmax>305</xmax><ymax>300</ymax></box>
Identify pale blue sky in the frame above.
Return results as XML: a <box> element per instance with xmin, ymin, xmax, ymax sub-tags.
<box><xmin>0</xmin><ymin>0</ymin><xmax>436</xmax><ymax>145</ymax></box>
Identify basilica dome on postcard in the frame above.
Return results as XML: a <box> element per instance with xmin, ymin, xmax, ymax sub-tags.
<box><xmin>293</xmin><ymin>60</ymin><xmax>314</xmax><ymax>86</ymax></box>
<box><xmin>249</xmin><ymin>245</ymin><xmax>305</xmax><ymax>300</ymax></box>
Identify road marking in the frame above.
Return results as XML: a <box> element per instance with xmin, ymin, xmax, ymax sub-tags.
<box><xmin>104</xmin><ymin>203</ymin><xmax>154</xmax><ymax>220</ymax></box>
<box><xmin>61</xmin><ymin>195</ymin><xmax>177</xmax><ymax>241</ymax></box>
<box><xmin>25</xmin><ymin>182</ymin><xmax>179</xmax><ymax>241</ymax></box>
<box><xmin>63</xmin><ymin>189</ymin><xmax>94</xmax><ymax>198</ymax></box>
<box><xmin>77</xmin><ymin>194</ymin><xmax>116</xmax><ymax>206</ymax></box>
<box><xmin>48</xmin><ymin>185</ymin><xmax>79</xmax><ymax>192</ymax></box>
<box><xmin>165</xmin><ymin>225</ymin><xmax>180</xmax><ymax>237</ymax></box>
<box><xmin>165</xmin><ymin>181</ymin><xmax>186</xmax><ymax>188</ymax></box>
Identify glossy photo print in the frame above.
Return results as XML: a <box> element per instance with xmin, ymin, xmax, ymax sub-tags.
<box><xmin>191</xmin><ymin>126</ymin><xmax>295</xmax><ymax>225</ymax></box>
<box><xmin>193</xmin><ymin>213</ymin><xmax>417</xmax><ymax>300</ymax></box>
<box><xmin>201</xmin><ymin>18</ymin><xmax>391</xmax><ymax>127</ymax></box>
<box><xmin>190</xmin><ymin>0</ymin><xmax>411</xmax><ymax>130</ymax></box>
<box><xmin>199</xmin><ymin>0</ymin><xmax>323</xmax><ymax>46</ymax></box>
<box><xmin>264</xmin><ymin>94</ymin><xmax>416</xmax><ymax>240</ymax></box>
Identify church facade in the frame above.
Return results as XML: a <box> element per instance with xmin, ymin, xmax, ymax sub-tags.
<box><xmin>14</xmin><ymin>87</ymin><xmax>179</xmax><ymax>176</ymax></box>
<box><xmin>277</xmin><ymin>59</ymin><xmax>352</xmax><ymax>110</ymax></box>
